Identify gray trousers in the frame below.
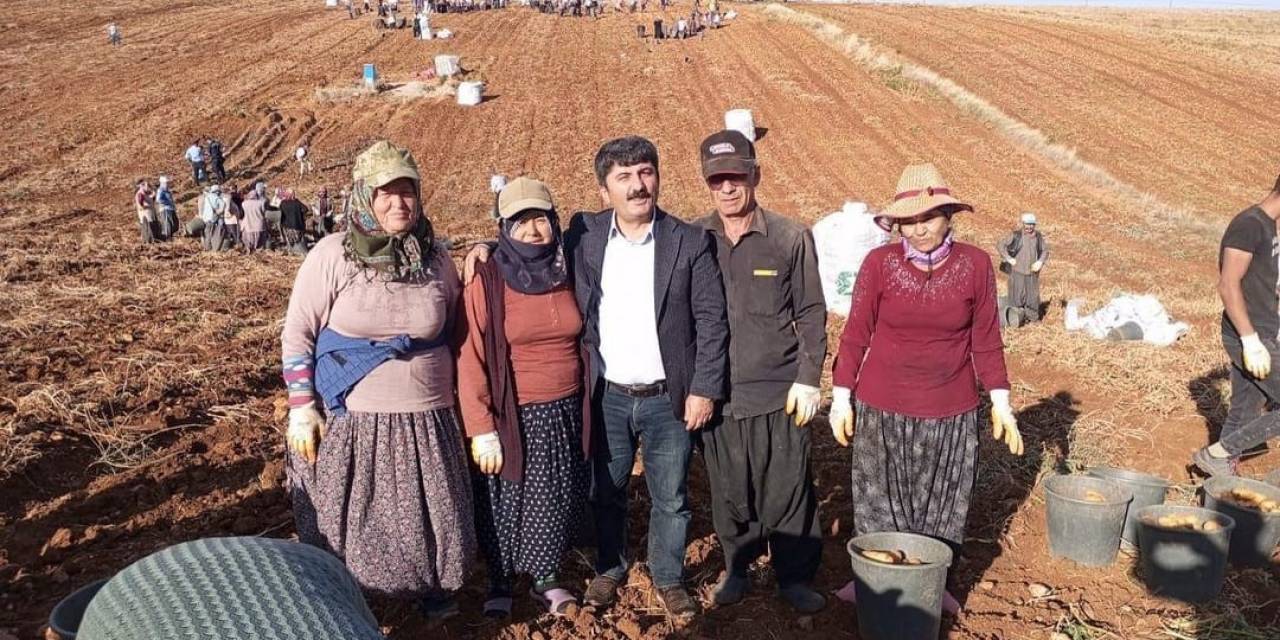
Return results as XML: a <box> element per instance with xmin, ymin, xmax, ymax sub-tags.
<box><xmin>701</xmin><ymin>408</ymin><xmax>822</xmax><ymax>586</ymax></box>
<box><xmin>1221</xmin><ymin>333</ymin><xmax>1280</xmax><ymax>455</ymax></box>
<box><xmin>1008</xmin><ymin>271</ymin><xmax>1041</xmax><ymax>321</ymax></box>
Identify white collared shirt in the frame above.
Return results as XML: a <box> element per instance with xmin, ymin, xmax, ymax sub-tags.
<box><xmin>598</xmin><ymin>213</ymin><xmax>666</xmax><ymax>385</ymax></box>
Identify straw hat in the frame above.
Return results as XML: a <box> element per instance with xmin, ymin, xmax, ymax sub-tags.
<box><xmin>874</xmin><ymin>163</ymin><xmax>972</xmax><ymax>231</ymax></box>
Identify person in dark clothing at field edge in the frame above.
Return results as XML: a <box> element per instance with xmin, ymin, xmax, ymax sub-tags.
<box><xmin>1194</xmin><ymin>172</ymin><xmax>1280</xmax><ymax>477</ymax></box>
<box><xmin>692</xmin><ymin>130</ymin><xmax>827</xmax><ymax>614</ymax></box>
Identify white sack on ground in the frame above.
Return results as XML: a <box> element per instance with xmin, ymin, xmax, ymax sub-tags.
<box><xmin>1064</xmin><ymin>294</ymin><xmax>1189</xmax><ymax>346</ymax></box>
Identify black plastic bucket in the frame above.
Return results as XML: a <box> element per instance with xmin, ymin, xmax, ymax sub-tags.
<box><xmin>1087</xmin><ymin>467</ymin><xmax>1171</xmax><ymax>549</ymax></box>
<box><xmin>48</xmin><ymin>579</ymin><xmax>109</xmax><ymax>639</ymax></box>
<box><xmin>1202</xmin><ymin>476</ymin><xmax>1280</xmax><ymax>568</ymax></box>
<box><xmin>1135</xmin><ymin>505</ymin><xmax>1234</xmax><ymax>603</ymax></box>
<box><xmin>1044</xmin><ymin>475</ymin><xmax>1132</xmax><ymax>566</ymax></box>
<box><xmin>847</xmin><ymin>532</ymin><xmax>953</xmax><ymax>640</ymax></box>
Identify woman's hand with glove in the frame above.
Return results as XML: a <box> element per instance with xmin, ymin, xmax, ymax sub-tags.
<box><xmin>287</xmin><ymin>402</ymin><xmax>327</xmax><ymax>464</ymax></box>
<box><xmin>471</xmin><ymin>432</ymin><xmax>503</xmax><ymax>475</ymax></box>
<box><xmin>829</xmin><ymin>386</ymin><xmax>855</xmax><ymax>447</ymax></box>
<box><xmin>989</xmin><ymin>389</ymin><xmax>1024</xmax><ymax>456</ymax></box>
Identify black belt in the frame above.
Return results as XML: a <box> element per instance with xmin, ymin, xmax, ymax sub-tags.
<box><xmin>606</xmin><ymin>380</ymin><xmax>667</xmax><ymax>398</ymax></box>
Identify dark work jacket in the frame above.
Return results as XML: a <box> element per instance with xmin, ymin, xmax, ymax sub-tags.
<box><xmin>564</xmin><ymin>208</ymin><xmax>729</xmax><ymax>421</ymax></box>
<box><xmin>280</xmin><ymin>199</ymin><xmax>309</xmax><ymax>231</ymax></box>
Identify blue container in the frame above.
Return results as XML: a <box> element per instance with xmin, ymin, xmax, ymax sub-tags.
<box><xmin>362</xmin><ymin>63</ymin><xmax>377</xmax><ymax>87</ymax></box>
<box><xmin>49</xmin><ymin>579</ymin><xmax>109</xmax><ymax>639</ymax></box>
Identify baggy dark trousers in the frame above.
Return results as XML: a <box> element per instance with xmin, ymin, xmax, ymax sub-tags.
<box><xmin>1221</xmin><ymin>333</ymin><xmax>1280</xmax><ymax>455</ymax></box>
<box><xmin>701</xmin><ymin>408</ymin><xmax>822</xmax><ymax>586</ymax></box>
<box><xmin>1008</xmin><ymin>271</ymin><xmax>1041</xmax><ymax>321</ymax></box>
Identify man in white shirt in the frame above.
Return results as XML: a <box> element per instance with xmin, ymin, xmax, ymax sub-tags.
<box><xmin>566</xmin><ymin>136</ymin><xmax>728</xmax><ymax>619</ymax></box>
<box><xmin>185</xmin><ymin>140</ymin><xmax>205</xmax><ymax>184</ymax></box>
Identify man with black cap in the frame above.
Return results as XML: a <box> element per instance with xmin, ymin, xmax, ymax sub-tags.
<box><xmin>694</xmin><ymin>129</ymin><xmax>827</xmax><ymax>613</ymax></box>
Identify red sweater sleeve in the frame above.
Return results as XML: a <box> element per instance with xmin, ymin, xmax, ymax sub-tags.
<box><xmin>832</xmin><ymin>250</ymin><xmax>881</xmax><ymax>389</ymax></box>
<box><xmin>455</xmin><ymin>277</ymin><xmax>496</xmax><ymax>437</ymax></box>
<box><xmin>970</xmin><ymin>255</ymin><xmax>1010</xmax><ymax>391</ymax></box>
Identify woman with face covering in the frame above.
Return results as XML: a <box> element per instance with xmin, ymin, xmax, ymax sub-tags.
<box><xmin>829</xmin><ymin>163</ymin><xmax>1024</xmax><ymax>613</ymax></box>
<box><xmin>279</xmin><ymin>140</ymin><xmax>475</xmax><ymax>620</ymax></box>
<box><xmin>456</xmin><ymin>177</ymin><xmax>590</xmax><ymax>618</ymax></box>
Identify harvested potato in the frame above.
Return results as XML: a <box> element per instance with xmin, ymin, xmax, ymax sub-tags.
<box><xmin>1221</xmin><ymin>487</ymin><xmax>1280</xmax><ymax>514</ymax></box>
<box><xmin>1151</xmin><ymin>514</ymin><xmax>1204</xmax><ymax>531</ymax></box>
<box><xmin>1202</xmin><ymin>520</ymin><xmax>1222</xmax><ymax>532</ymax></box>
<box><xmin>860</xmin><ymin>549</ymin><xmax>927</xmax><ymax>565</ymax></box>
<box><xmin>1083</xmin><ymin>490</ymin><xmax>1107</xmax><ymax>503</ymax></box>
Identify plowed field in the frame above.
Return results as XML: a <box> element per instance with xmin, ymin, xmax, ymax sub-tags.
<box><xmin>2</xmin><ymin>1</ymin><xmax>1278</xmax><ymax>639</ymax></box>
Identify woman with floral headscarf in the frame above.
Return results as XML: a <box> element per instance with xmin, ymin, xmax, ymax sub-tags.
<box><xmin>280</xmin><ymin>140</ymin><xmax>475</xmax><ymax>620</ymax></box>
<box><xmin>456</xmin><ymin>177</ymin><xmax>590</xmax><ymax>618</ymax></box>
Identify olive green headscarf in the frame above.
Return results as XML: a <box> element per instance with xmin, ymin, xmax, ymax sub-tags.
<box><xmin>343</xmin><ymin>141</ymin><xmax>436</xmax><ymax>280</ymax></box>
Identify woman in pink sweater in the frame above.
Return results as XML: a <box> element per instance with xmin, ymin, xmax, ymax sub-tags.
<box><xmin>280</xmin><ymin>141</ymin><xmax>474</xmax><ymax>620</ymax></box>
<box><xmin>829</xmin><ymin>164</ymin><xmax>1024</xmax><ymax>612</ymax></box>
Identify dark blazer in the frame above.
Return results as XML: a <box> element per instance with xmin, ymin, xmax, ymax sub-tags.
<box><xmin>565</xmin><ymin>207</ymin><xmax>728</xmax><ymax>419</ymax></box>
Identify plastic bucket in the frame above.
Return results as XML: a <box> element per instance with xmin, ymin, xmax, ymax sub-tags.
<box><xmin>1044</xmin><ymin>475</ymin><xmax>1132</xmax><ymax>566</ymax></box>
<box><xmin>1087</xmin><ymin>467</ymin><xmax>1170</xmax><ymax>549</ymax></box>
<box><xmin>185</xmin><ymin>217</ymin><xmax>205</xmax><ymax>236</ymax></box>
<box><xmin>434</xmin><ymin>54</ymin><xmax>461</xmax><ymax>77</ymax></box>
<box><xmin>49</xmin><ymin>579</ymin><xmax>109</xmax><ymax>639</ymax></box>
<box><xmin>1202</xmin><ymin>476</ymin><xmax>1280</xmax><ymax>567</ymax></box>
<box><xmin>456</xmin><ymin>81</ymin><xmax>484</xmax><ymax>106</ymax></box>
<box><xmin>362</xmin><ymin>63</ymin><xmax>377</xmax><ymax>87</ymax></box>
<box><xmin>1135</xmin><ymin>505</ymin><xmax>1234</xmax><ymax>603</ymax></box>
<box><xmin>724</xmin><ymin>108</ymin><xmax>756</xmax><ymax>142</ymax></box>
<box><xmin>847</xmin><ymin>532</ymin><xmax>952</xmax><ymax>640</ymax></box>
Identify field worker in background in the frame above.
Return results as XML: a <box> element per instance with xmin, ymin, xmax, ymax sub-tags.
<box><xmin>830</xmin><ymin>163</ymin><xmax>1023</xmax><ymax>614</ymax></box>
<box><xmin>240</xmin><ymin>188</ymin><xmax>268</xmax><ymax>253</ymax></box>
<box><xmin>279</xmin><ymin>189</ymin><xmax>310</xmax><ymax>255</ymax></box>
<box><xmin>186</xmin><ymin>140</ymin><xmax>205</xmax><ymax>184</ymax></box>
<box><xmin>997</xmin><ymin>212</ymin><xmax>1048</xmax><ymax>327</ymax></box>
<box><xmin>200</xmin><ymin>184</ymin><xmax>226</xmax><ymax>251</ymax></box>
<box><xmin>222</xmin><ymin>184</ymin><xmax>243</xmax><ymax>249</ymax></box>
<box><xmin>281</xmin><ymin>140</ymin><xmax>474</xmax><ymax>621</ymax></box>
<box><xmin>207</xmin><ymin>137</ymin><xmax>227</xmax><ymax>183</ymax></box>
<box><xmin>314</xmin><ymin>186</ymin><xmax>333</xmax><ymax>237</ymax></box>
<box><xmin>693</xmin><ymin>131</ymin><xmax>827</xmax><ymax>614</ymax></box>
<box><xmin>107</xmin><ymin>22</ymin><xmax>121</xmax><ymax>46</ymax></box>
<box><xmin>489</xmin><ymin>172</ymin><xmax>507</xmax><ymax>219</ymax></box>
<box><xmin>296</xmin><ymin>144</ymin><xmax>312</xmax><ymax>176</ymax></box>
<box><xmin>457</xmin><ymin>178</ymin><xmax>591</xmax><ymax>619</ymax></box>
<box><xmin>155</xmin><ymin>176</ymin><xmax>178</xmax><ymax>240</ymax></box>
<box><xmin>135</xmin><ymin>179</ymin><xmax>156</xmax><ymax>244</ymax></box>
<box><xmin>1194</xmin><ymin>172</ymin><xmax>1280</xmax><ymax>477</ymax></box>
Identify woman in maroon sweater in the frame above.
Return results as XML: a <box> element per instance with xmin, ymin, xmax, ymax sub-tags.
<box><xmin>829</xmin><ymin>163</ymin><xmax>1024</xmax><ymax>611</ymax></box>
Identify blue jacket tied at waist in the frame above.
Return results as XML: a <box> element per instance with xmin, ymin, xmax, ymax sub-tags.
<box><xmin>314</xmin><ymin>327</ymin><xmax>447</xmax><ymax>416</ymax></box>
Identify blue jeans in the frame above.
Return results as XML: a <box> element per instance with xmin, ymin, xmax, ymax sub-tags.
<box><xmin>593</xmin><ymin>388</ymin><xmax>692</xmax><ymax>588</ymax></box>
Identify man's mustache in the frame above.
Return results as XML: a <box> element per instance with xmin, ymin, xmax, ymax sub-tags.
<box><xmin>627</xmin><ymin>190</ymin><xmax>651</xmax><ymax>201</ymax></box>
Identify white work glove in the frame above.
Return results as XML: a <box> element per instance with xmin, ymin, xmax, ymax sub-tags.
<box><xmin>989</xmin><ymin>389</ymin><xmax>1024</xmax><ymax>456</ymax></box>
<box><xmin>1242</xmin><ymin>334</ymin><xmax>1272</xmax><ymax>380</ymax></box>
<box><xmin>1006</xmin><ymin>257</ymin><xmax>1017</xmax><ymax>266</ymax></box>
<box><xmin>287</xmin><ymin>402</ymin><xmax>327</xmax><ymax>465</ymax></box>
<box><xmin>785</xmin><ymin>383</ymin><xmax>821</xmax><ymax>427</ymax></box>
<box><xmin>1031</xmin><ymin>260</ymin><xmax>1043</xmax><ymax>273</ymax></box>
<box><xmin>829</xmin><ymin>386</ymin><xmax>855</xmax><ymax>447</ymax></box>
<box><xmin>471</xmin><ymin>431</ymin><xmax>503</xmax><ymax>475</ymax></box>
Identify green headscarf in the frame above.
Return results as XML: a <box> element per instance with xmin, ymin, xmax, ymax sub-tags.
<box><xmin>343</xmin><ymin>141</ymin><xmax>436</xmax><ymax>280</ymax></box>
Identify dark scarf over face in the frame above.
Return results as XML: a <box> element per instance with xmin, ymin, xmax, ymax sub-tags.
<box><xmin>342</xmin><ymin>177</ymin><xmax>436</xmax><ymax>281</ymax></box>
<box><xmin>493</xmin><ymin>209</ymin><xmax>567</xmax><ymax>294</ymax></box>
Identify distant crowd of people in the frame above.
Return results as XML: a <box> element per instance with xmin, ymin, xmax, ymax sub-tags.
<box><xmin>132</xmin><ymin>140</ymin><xmax>336</xmax><ymax>253</ymax></box>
